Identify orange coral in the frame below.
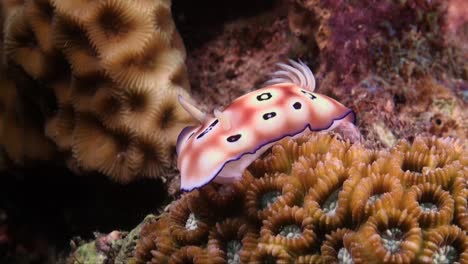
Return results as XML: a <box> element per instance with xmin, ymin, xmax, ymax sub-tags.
<box><xmin>321</xmin><ymin>228</ymin><xmax>354</xmax><ymax>262</ymax></box>
<box><xmin>303</xmin><ymin>157</ymin><xmax>351</xmax><ymax>231</ymax></box>
<box><xmin>349</xmin><ymin>173</ymin><xmax>404</xmax><ymax>224</ymax></box>
<box><xmin>244</xmin><ymin>175</ymin><xmax>301</xmax><ymax>222</ymax></box>
<box><xmin>250</xmin><ymin>243</ymin><xmax>293</xmax><ymax>263</ymax></box>
<box><xmin>404</xmin><ymin>183</ymin><xmax>454</xmax><ymax>228</ymax></box>
<box><xmin>168</xmin><ymin>191</ymin><xmax>211</xmax><ymax>245</ymax></box>
<box><xmin>346</xmin><ymin>209</ymin><xmax>423</xmax><ymax>263</ymax></box>
<box><xmin>206</xmin><ymin>218</ymin><xmax>257</xmax><ymax>263</ymax></box>
<box><xmin>418</xmin><ymin>225</ymin><xmax>468</xmax><ymax>263</ymax></box>
<box><xmin>131</xmin><ymin>133</ymin><xmax>465</xmax><ymax>263</ymax></box>
<box><xmin>260</xmin><ymin>206</ymin><xmax>317</xmax><ymax>252</ymax></box>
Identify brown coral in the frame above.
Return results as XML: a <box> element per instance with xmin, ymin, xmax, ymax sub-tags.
<box><xmin>244</xmin><ymin>174</ymin><xmax>302</xmax><ymax>222</ymax></box>
<box><xmin>72</xmin><ymin>113</ymin><xmax>142</xmax><ymax>182</ymax></box>
<box><xmin>3</xmin><ymin>7</ymin><xmax>50</xmax><ymax>79</ymax></box>
<box><xmin>168</xmin><ymin>191</ymin><xmax>210</xmax><ymax>245</ymax></box>
<box><xmin>132</xmin><ymin>133</ymin><xmax>466</xmax><ymax>263</ymax></box>
<box><xmin>321</xmin><ymin>228</ymin><xmax>354</xmax><ymax>263</ymax></box>
<box><xmin>303</xmin><ymin>157</ymin><xmax>351</xmax><ymax>231</ymax></box>
<box><xmin>250</xmin><ymin>243</ymin><xmax>293</xmax><ymax>264</ymax></box>
<box><xmin>346</xmin><ymin>209</ymin><xmax>423</xmax><ymax>263</ymax></box>
<box><xmin>260</xmin><ymin>206</ymin><xmax>317</xmax><ymax>252</ymax></box>
<box><xmin>166</xmin><ymin>246</ymin><xmax>206</xmax><ymax>264</ymax></box>
<box><xmin>349</xmin><ymin>173</ymin><xmax>404</xmax><ymax>224</ymax></box>
<box><xmin>206</xmin><ymin>218</ymin><xmax>257</xmax><ymax>263</ymax></box>
<box><xmin>452</xmin><ymin>176</ymin><xmax>468</xmax><ymax>231</ymax></box>
<box><xmin>1</xmin><ymin>0</ymin><xmax>195</xmax><ymax>185</ymax></box>
<box><xmin>24</xmin><ymin>0</ymin><xmax>55</xmax><ymax>53</ymax></box>
<box><xmin>404</xmin><ymin>183</ymin><xmax>455</xmax><ymax>228</ymax></box>
<box><xmin>418</xmin><ymin>225</ymin><xmax>468</xmax><ymax>263</ymax></box>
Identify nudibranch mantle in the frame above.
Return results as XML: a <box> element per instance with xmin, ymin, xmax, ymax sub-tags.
<box><xmin>176</xmin><ymin>60</ymin><xmax>356</xmax><ymax>191</ymax></box>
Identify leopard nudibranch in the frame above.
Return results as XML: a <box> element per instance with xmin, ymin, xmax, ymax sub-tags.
<box><xmin>176</xmin><ymin>60</ymin><xmax>356</xmax><ymax>191</ymax></box>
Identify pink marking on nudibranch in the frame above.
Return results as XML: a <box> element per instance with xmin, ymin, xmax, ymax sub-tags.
<box><xmin>176</xmin><ymin>59</ymin><xmax>357</xmax><ymax>191</ymax></box>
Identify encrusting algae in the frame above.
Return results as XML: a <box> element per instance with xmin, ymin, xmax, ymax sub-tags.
<box><xmin>0</xmin><ymin>0</ymin><xmax>196</xmax><ymax>183</ymax></box>
<box><xmin>127</xmin><ymin>132</ymin><xmax>467</xmax><ymax>264</ymax></box>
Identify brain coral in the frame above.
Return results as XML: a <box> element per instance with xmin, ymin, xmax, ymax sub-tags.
<box><xmin>133</xmin><ymin>132</ymin><xmax>467</xmax><ymax>263</ymax></box>
<box><xmin>0</xmin><ymin>0</ymin><xmax>195</xmax><ymax>182</ymax></box>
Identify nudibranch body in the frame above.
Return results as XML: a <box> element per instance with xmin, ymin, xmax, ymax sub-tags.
<box><xmin>177</xmin><ymin>60</ymin><xmax>356</xmax><ymax>191</ymax></box>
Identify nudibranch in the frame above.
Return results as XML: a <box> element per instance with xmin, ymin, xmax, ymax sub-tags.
<box><xmin>176</xmin><ymin>60</ymin><xmax>356</xmax><ymax>191</ymax></box>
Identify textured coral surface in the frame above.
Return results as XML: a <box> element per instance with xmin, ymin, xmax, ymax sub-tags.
<box><xmin>1</xmin><ymin>0</ymin><xmax>195</xmax><ymax>183</ymax></box>
<box><xmin>124</xmin><ymin>133</ymin><xmax>467</xmax><ymax>264</ymax></box>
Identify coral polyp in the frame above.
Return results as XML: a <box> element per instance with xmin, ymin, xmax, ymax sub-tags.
<box><xmin>250</xmin><ymin>243</ymin><xmax>293</xmax><ymax>264</ymax></box>
<box><xmin>418</xmin><ymin>225</ymin><xmax>468</xmax><ymax>263</ymax></box>
<box><xmin>244</xmin><ymin>175</ymin><xmax>301</xmax><ymax>222</ymax></box>
<box><xmin>405</xmin><ymin>183</ymin><xmax>455</xmax><ymax>228</ymax></box>
<box><xmin>303</xmin><ymin>157</ymin><xmax>350</xmax><ymax>231</ymax></box>
<box><xmin>0</xmin><ymin>0</ymin><xmax>195</xmax><ymax>185</ymax></box>
<box><xmin>207</xmin><ymin>218</ymin><xmax>257</xmax><ymax>263</ymax></box>
<box><xmin>260</xmin><ymin>206</ymin><xmax>316</xmax><ymax>252</ymax></box>
<box><xmin>349</xmin><ymin>173</ymin><xmax>404</xmax><ymax>224</ymax></box>
<box><xmin>168</xmin><ymin>191</ymin><xmax>210</xmax><ymax>245</ymax></box>
<box><xmin>321</xmin><ymin>228</ymin><xmax>354</xmax><ymax>263</ymax></box>
<box><xmin>347</xmin><ymin>209</ymin><xmax>423</xmax><ymax>263</ymax></box>
<box><xmin>129</xmin><ymin>133</ymin><xmax>466</xmax><ymax>263</ymax></box>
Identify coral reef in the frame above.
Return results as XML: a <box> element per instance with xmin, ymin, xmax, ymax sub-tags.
<box><xmin>285</xmin><ymin>0</ymin><xmax>467</xmax><ymax>148</ymax></box>
<box><xmin>0</xmin><ymin>0</ymin><xmax>195</xmax><ymax>183</ymax></box>
<box><xmin>0</xmin><ymin>0</ymin><xmax>466</xmax><ymax>263</ymax></box>
<box><xmin>111</xmin><ymin>132</ymin><xmax>467</xmax><ymax>264</ymax></box>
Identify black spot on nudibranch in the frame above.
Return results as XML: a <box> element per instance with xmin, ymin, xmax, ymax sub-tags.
<box><xmin>263</xmin><ymin>112</ymin><xmax>277</xmax><ymax>120</ymax></box>
<box><xmin>293</xmin><ymin>102</ymin><xmax>302</xmax><ymax>109</ymax></box>
<box><xmin>196</xmin><ymin>119</ymin><xmax>219</xmax><ymax>139</ymax></box>
<box><xmin>227</xmin><ymin>134</ymin><xmax>241</xmax><ymax>142</ymax></box>
<box><xmin>301</xmin><ymin>90</ymin><xmax>316</xmax><ymax>100</ymax></box>
<box><xmin>257</xmin><ymin>92</ymin><xmax>272</xmax><ymax>101</ymax></box>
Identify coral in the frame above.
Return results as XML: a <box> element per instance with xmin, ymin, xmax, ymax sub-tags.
<box><xmin>303</xmin><ymin>157</ymin><xmax>351</xmax><ymax>231</ymax></box>
<box><xmin>249</xmin><ymin>243</ymin><xmax>293</xmax><ymax>263</ymax></box>
<box><xmin>206</xmin><ymin>218</ymin><xmax>257</xmax><ymax>263</ymax></box>
<box><xmin>129</xmin><ymin>132</ymin><xmax>466</xmax><ymax>263</ymax></box>
<box><xmin>185</xmin><ymin>5</ymin><xmax>297</xmax><ymax>110</ymax></box>
<box><xmin>167</xmin><ymin>191</ymin><xmax>211</xmax><ymax>245</ymax></box>
<box><xmin>349</xmin><ymin>173</ymin><xmax>404</xmax><ymax>224</ymax></box>
<box><xmin>260</xmin><ymin>206</ymin><xmax>317</xmax><ymax>252</ymax></box>
<box><xmin>244</xmin><ymin>174</ymin><xmax>301</xmax><ymax>222</ymax></box>
<box><xmin>166</xmin><ymin>245</ymin><xmax>205</xmax><ymax>264</ymax></box>
<box><xmin>289</xmin><ymin>0</ymin><xmax>462</xmax><ymax>84</ymax></box>
<box><xmin>345</xmin><ymin>209</ymin><xmax>423</xmax><ymax>263</ymax></box>
<box><xmin>418</xmin><ymin>225</ymin><xmax>468</xmax><ymax>263</ymax></box>
<box><xmin>0</xmin><ymin>54</ymin><xmax>57</xmax><ymax>164</ymax></box>
<box><xmin>286</xmin><ymin>0</ymin><xmax>467</xmax><ymax>150</ymax></box>
<box><xmin>321</xmin><ymin>228</ymin><xmax>354</xmax><ymax>263</ymax></box>
<box><xmin>0</xmin><ymin>0</ymin><xmax>195</xmax><ymax>184</ymax></box>
<box><xmin>404</xmin><ymin>183</ymin><xmax>454</xmax><ymax>228</ymax></box>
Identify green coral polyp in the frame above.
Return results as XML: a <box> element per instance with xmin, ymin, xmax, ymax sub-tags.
<box><xmin>366</xmin><ymin>193</ymin><xmax>384</xmax><ymax>207</ymax></box>
<box><xmin>381</xmin><ymin>228</ymin><xmax>404</xmax><ymax>254</ymax></box>
<box><xmin>322</xmin><ymin>188</ymin><xmax>340</xmax><ymax>216</ymax></box>
<box><xmin>226</xmin><ymin>240</ymin><xmax>242</xmax><ymax>264</ymax></box>
<box><xmin>419</xmin><ymin>202</ymin><xmax>438</xmax><ymax>213</ymax></box>
<box><xmin>278</xmin><ymin>224</ymin><xmax>302</xmax><ymax>239</ymax></box>
<box><xmin>185</xmin><ymin>213</ymin><xmax>198</xmax><ymax>231</ymax></box>
<box><xmin>337</xmin><ymin>248</ymin><xmax>354</xmax><ymax>264</ymax></box>
<box><xmin>260</xmin><ymin>191</ymin><xmax>281</xmax><ymax>210</ymax></box>
<box><xmin>433</xmin><ymin>245</ymin><xmax>458</xmax><ymax>263</ymax></box>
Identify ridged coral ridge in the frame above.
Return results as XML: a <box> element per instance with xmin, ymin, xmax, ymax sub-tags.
<box><xmin>346</xmin><ymin>209</ymin><xmax>423</xmax><ymax>263</ymax></box>
<box><xmin>405</xmin><ymin>183</ymin><xmax>455</xmax><ymax>228</ymax></box>
<box><xmin>133</xmin><ymin>133</ymin><xmax>466</xmax><ymax>263</ymax></box>
<box><xmin>0</xmin><ymin>0</ymin><xmax>195</xmax><ymax>183</ymax></box>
